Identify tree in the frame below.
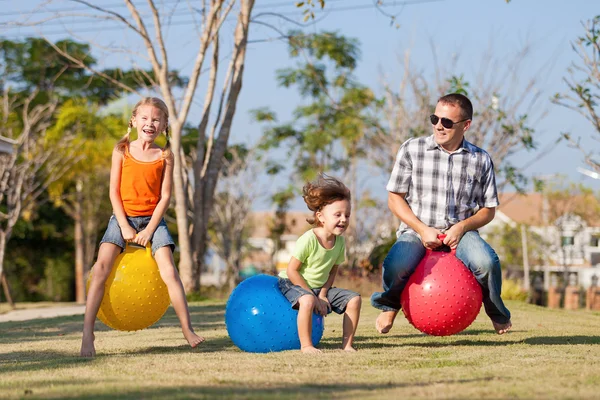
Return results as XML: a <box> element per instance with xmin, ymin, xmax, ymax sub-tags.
<box><xmin>1</xmin><ymin>35</ymin><xmax>174</xmax><ymax>304</ymax></box>
<box><xmin>485</xmin><ymin>223</ymin><xmax>547</xmax><ymax>271</ymax></box>
<box><xmin>553</xmin><ymin>15</ymin><xmax>600</xmax><ymax>175</ymax></box>
<box><xmin>12</xmin><ymin>0</ymin><xmax>258</xmax><ymax>293</ymax></box>
<box><xmin>0</xmin><ymin>76</ymin><xmax>62</xmax><ymax>307</ymax></box>
<box><xmin>209</xmin><ymin>145</ymin><xmax>261</xmax><ymax>290</ymax></box>
<box><xmin>45</xmin><ymin>100</ymin><xmax>124</xmax><ymax>303</ymax></box>
<box><xmin>369</xmin><ymin>42</ymin><xmax>548</xmax><ymax>192</ymax></box>
<box><xmin>254</xmin><ymin>31</ymin><xmax>382</xmax><ymax>266</ymax></box>
<box><xmin>0</xmin><ymin>37</ymin><xmax>154</xmax><ymax>305</ymax></box>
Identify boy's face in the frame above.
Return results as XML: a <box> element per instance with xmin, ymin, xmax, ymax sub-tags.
<box><xmin>317</xmin><ymin>199</ymin><xmax>351</xmax><ymax>236</ymax></box>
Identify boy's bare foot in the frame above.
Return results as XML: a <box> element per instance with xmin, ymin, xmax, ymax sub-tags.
<box><xmin>376</xmin><ymin>310</ymin><xmax>398</xmax><ymax>334</ymax></box>
<box><xmin>301</xmin><ymin>346</ymin><xmax>322</xmax><ymax>354</ymax></box>
<box><xmin>342</xmin><ymin>346</ymin><xmax>357</xmax><ymax>352</ymax></box>
<box><xmin>184</xmin><ymin>330</ymin><xmax>205</xmax><ymax>348</ymax></box>
<box><xmin>80</xmin><ymin>333</ymin><xmax>96</xmax><ymax>357</ymax></box>
<box><xmin>493</xmin><ymin>320</ymin><xmax>512</xmax><ymax>335</ymax></box>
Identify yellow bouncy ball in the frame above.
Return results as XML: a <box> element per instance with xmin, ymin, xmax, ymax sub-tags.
<box><xmin>87</xmin><ymin>244</ymin><xmax>170</xmax><ymax>331</ymax></box>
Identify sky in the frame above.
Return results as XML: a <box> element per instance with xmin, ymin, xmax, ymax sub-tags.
<box><xmin>2</xmin><ymin>0</ymin><xmax>600</xmax><ymax>208</ymax></box>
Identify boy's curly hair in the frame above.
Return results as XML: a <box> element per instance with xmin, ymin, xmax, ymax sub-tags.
<box><xmin>302</xmin><ymin>173</ymin><xmax>351</xmax><ymax>226</ymax></box>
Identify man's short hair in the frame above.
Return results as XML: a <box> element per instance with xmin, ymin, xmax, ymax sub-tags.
<box><xmin>438</xmin><ymin>93</ymin><xmax>473</xmax><ymax>120</ymax></box>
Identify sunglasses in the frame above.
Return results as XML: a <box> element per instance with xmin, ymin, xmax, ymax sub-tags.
<box><xmin>430</xmin><ymin>114</ymin><xmax>469</xmax><ymax>129</ymax></box>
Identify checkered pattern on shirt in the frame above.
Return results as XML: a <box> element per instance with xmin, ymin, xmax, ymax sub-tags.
<box><xmin>386</xmin><ymin>134</ymin><xmax>499</xmax><ymax>236</ymax></box>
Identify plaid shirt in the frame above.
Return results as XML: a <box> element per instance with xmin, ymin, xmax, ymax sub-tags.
<box><xmin>387</xmin><ymin>134</ymin><xmax>499</xmax><ymax>237</ymax></box>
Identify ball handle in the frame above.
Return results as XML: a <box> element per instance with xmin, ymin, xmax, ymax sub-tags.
<box><xmin>126</xmin><ymin>242</ymin><xmax>153</xmax><ymax>258</ymax></box>
<box><xmin>434</xmin><ymin>233</ymin><xmax>453</xmax><ymax>254</ymax></box>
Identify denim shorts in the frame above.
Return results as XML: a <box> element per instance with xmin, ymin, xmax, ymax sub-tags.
<box><xmin>277</xmin><ymin>277</ymin><xmax>360</xmax><ymax>314</ymax></box>
<box><xmin>100</xmin><ymin>215</ymin><xmax>175</xmax><ymax>255</ymax></box>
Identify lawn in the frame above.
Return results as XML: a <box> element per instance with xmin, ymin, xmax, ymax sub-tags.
<box><xmin>1</xmin><ymin>300</ymin><xmax>599</xmax><ymax>399</ymax></box>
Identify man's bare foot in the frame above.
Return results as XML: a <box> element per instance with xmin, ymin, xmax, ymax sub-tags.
<box><xmin>376</xmin><ymin>310</ymin><xmax>398</xmax><ymax>334</ymax></box>
<box><xmin>183</xmin><ymin>330</ymin><xmax>205</xmax><ymax>348</ymax></box>
<box><xmin>80</xmin><ymin>333</ymin><xmax>96</xmax><ymax>357</ymax></box>
<box><xmin>493</xmin><ymin>320</ymin><xmax>512</xmax><ymax>335</ymax></box>
<box><xmin>301</xmin><ymin>346</ymin><xmax>322</xmax><ymax>354</ymax></box>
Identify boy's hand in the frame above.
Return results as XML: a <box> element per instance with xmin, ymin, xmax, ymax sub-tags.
<box><xmin>133</xmin><ymin>228</ymin><xmax>153</xmax><ymax>247</ymax></box>
<box><xmin>121</xmin><ymin>225</ymin><xmax>137</xmax><ymax>241</ymax></box>
<box><xmin>316</xmin><ymin>294</ymin><xmax>331</xmax><ymax>316</ymax></box>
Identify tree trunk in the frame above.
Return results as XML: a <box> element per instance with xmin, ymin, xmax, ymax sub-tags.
<box><xmin>0</xmin><ymin>230</ymin><xmax>14</xmax><ymax>308</ymax></box>
<box><xmin>170</xmin><ymin>121</ymin><xmax>197</xmax><ymax>293</ymax></box>
<box><xmin>1</xmin><ymin>272</ymin><xmax>14</xmax><ymax>308</ymax></box>
<box><xmin>346</xmin><ymin>145</ymin><xmax>358</xmax><ymax>266</ymax></box>
<box><xmin>521</xmin><ymin>224</ymin><xmax>530</xmax><ymax>291</ymax></box>
<box><xmin>192</xmin><ymin>0</ymin><xmax>255</xmax><ymax>286</ymax></box>
<box><xmin>74</xmin><ymin>180</ymin><xmax>85</xmax><ymax>303</ymax></box>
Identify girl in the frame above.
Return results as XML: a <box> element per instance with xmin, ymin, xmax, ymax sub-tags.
<box><xmin>80</xmin><ymin>97</ymin><xmax>204</xmax><ymax>357</ymax></box>
<box><xmin>278</xmin><ymin>174</ymin><xmax>362</xmax><ymax>353</ymax></box>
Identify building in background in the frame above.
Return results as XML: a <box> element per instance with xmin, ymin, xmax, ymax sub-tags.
<box><xmin>481</xmin><ymin>193</ymin><xmax>600</xmax><ymax>289</ymax></box>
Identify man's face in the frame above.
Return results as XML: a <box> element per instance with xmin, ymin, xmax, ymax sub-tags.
<box><xmin>431</xmin><ymin>102</ymin><xmax>471</xmax><ymax>152</ymax></box>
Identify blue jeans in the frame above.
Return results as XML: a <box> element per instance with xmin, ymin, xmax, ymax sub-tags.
<box><xmin>100</xmin><ymin>215</ymin><xmax>175</xmax><ymax>255</ymax></box>
<box><xmin>370</xmin><ymin>231</ymin><xmax>511</xmax><ymax>324</ymax></box>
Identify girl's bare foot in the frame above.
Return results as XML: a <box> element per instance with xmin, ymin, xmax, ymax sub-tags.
<box><xmin>301</xmin><ymin>346</ymin><xmax>322</xmax><ymax>354</ymax></box>
<box><xmin>80</xmin><ymin>333</ymin><xmax>96</xmax><ymax>357</ymax></box>
<box><xmin>184</xmin><ymin>330</ymin><xmax>205</xmax><ymax>348</ymax></box>
<box><xmin>492</xmin><ymin>320</ymin><xmax>512</xmax><ymax>335</ymax></box>
<box><xmin>375</xmin><ymin>310</ymin><xmax>398</xmax><ymax>334</ymax></box>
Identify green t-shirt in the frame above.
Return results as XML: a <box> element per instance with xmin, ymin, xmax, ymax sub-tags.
<box><xmin>279</xmin><ymin>229</ymin><xmax>346</xmax><ymax>288</ymax></box>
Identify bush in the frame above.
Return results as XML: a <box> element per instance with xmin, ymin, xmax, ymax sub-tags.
<box><xmin>40</xmin><ymin>256</ymin><xmax>73</xmax><ymax>302</ymax></box>
<box><xmin>501</xmin><ymin>278</ymin><xmax>528</xmax><ymax>301</ymax></box>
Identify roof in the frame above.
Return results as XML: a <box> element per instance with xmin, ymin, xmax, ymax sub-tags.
<box><xmin>497</xmin><ymin>193</ymin><xmax>545</xmax><ymax>225</ymax></box>
<box><xmin>498</xmin><ymin>192</ymin><xmax>600</xmax><ymax>227</ymax></box>
<box><xmin>247</xmin><ymin>211</ymin><xmax>314</xmax><ymax>239</ymax></box>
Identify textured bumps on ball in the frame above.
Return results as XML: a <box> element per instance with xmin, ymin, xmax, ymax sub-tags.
<box><xmin>401</xmin><ymin>249</ymin><xmax>483</xmax><ymax>336</ymax></box>
<box><xmin>87</xmin><ymin>244</ymin><xmax>170</xmax><ymax>331</ymax></box>
<box><xmin>225</xmin><ymin>274</ymin><xmax>325</xmax><ymax>353</ymax></box>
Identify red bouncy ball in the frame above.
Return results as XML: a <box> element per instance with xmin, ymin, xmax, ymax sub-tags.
<box><xmin>400</xmin><ymin>238</ymin><xmax>483</xmax><ymax>336</ymax></box>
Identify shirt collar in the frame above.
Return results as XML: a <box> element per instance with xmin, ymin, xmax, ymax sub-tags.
<box><xmin>425</xmin><ymin>134</ymin><xmax>473</xmax><ymax>153</ymax></box>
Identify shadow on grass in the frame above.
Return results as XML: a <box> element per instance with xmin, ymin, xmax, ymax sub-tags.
<box><xmin>0</xmin><ymin>336</ymin><xmax>237</xmax><ymax>375</ymax></box>
<box><xmin>318</xmin><ymin>335</ymin><xmax>522</xmax><ymax>350</ymax></box>
<box><xmin>9</xmin><ymin>378</ymin><xmax>490</xmax><ymax>399</ymax></box>
<box><xmin>128</xmin><ymin>336</ymin><xmax>236</xmax><ymax>355</ymax></box>
<box><xmin>0</xmin><ymin>303</ymin><xmax>226</xmax><ymax>345</ymax></box>
<box><xmin>523</xmin><ymin>336</ymin><xmax>600</xmax><ymax>345</ymax></box>
<box><xmin>0</xmin><ymin>349</ymin><xmax>93</xmax><ymax>374</ymax></box>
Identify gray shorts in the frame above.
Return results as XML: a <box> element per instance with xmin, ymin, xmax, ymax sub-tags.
<box><xmin>277</xmin><ymin>277</ymin><xmax>360</xmax><ymax>314</ymax></box>
<box><xmin>100</xmin><ymin>215</ymin><xmax>175</xmax><ymax>255</ymax></box>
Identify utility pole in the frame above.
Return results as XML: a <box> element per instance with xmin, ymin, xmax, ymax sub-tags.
<box><xmin>521</xmin><ymin>224</ymin><xmax>530</xmax><ymax>291</ymax></box>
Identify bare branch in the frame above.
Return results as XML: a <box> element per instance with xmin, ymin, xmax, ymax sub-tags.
<box><xmin>43</xmin><ymin>39</ymin><xmax>142</xmax><ymax>96</ymax></box>
<box><xmin>69</xmin><ymin>0</ymin><xmax>145</xmax><ymax>36</ymax></box>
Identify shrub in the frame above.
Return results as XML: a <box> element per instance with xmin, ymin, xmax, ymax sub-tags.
<box><xmin>501</xmin><ymin>278</ymin><xmax>528</xmax><ymax>301</ymax></box>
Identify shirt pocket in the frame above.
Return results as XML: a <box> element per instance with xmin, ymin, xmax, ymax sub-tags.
<box><xmin>466</xmin><ymin>165</ymin><xmax>480</xmax><ymax>186</ymax></box>
<box><xmin>463</xmin><ymin>165</ymin><xmax>481</xmax><ymax>198</ymax></box>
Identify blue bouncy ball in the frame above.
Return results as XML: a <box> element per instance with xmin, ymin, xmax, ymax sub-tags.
<box><xmin>225</xmin><ymin>274</ymin><xmax>325</xmax><ymax>353</ymax></box>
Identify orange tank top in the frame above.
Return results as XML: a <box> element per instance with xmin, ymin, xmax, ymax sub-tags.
<box><xmin>120</xmin><ymin>146</ymin><xmax>166</xmax><ymax>217</ymax></box>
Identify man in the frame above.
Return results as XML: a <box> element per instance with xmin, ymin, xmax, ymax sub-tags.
<box><xmin>371</xmin><ymin>93</ymin><xmax>512</xmax><ymax>335</ymax></box>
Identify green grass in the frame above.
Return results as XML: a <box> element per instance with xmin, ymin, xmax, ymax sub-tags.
<box><xmin>1</xmin><ymin>300</ymin><xmax>600</xmax><ymax>399</ymax></box>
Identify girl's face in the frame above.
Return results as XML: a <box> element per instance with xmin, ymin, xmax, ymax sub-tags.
<box><xmin>316</xmin><ymin>199</ymin><xmax>351</xmax><ymax>236</ymax></box>
<box><xmin>133</xmin><ymin>105</ymin><xmax>167</xmax><ymax>143</ymax></box>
